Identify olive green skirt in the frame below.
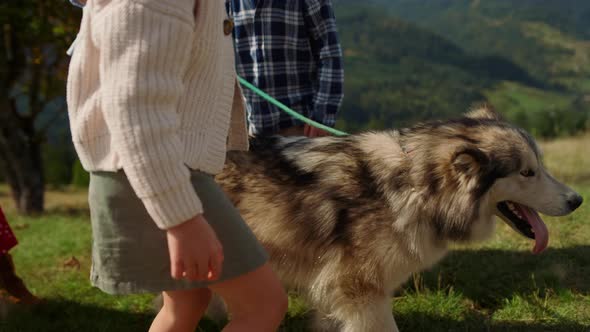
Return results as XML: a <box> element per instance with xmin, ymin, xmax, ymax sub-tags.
<box><xmin>88</xmin><ymin>170</ymin><xmax>268</xmax><ymax>295</ymax></box>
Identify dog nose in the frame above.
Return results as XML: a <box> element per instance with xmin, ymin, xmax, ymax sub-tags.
<box><xmin>567</xmin><ymin>193</ymin><xmax>583</xmax><ymax>211</ymax></box>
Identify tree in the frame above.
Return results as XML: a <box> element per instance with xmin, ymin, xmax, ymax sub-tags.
<box><xmin>0</xmin><ymin>1</ymin><xmax>80</xmax><ymax>213</ymax></box>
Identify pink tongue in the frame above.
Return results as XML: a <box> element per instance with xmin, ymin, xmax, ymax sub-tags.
<box><xmin>516</xmin><ymin>204</ymin><xmax>549</xmax><ymax>254</ymax></box>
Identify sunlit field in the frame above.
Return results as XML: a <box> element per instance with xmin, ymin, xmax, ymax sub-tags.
<box><xmin>1</xmin><ymin>134</ymin><xmax>589</xmax><ymax>332</ymax></box>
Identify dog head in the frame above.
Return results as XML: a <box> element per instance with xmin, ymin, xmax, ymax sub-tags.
<box><xmin>402</xmin><ymin>105</ymin><xmax>583</xmax><ymax>252</ymax></box>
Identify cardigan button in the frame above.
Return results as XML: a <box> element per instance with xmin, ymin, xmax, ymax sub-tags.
<box><xmin>223</xmin><ymin>19</ymin><xmax>234</xmax><ymax>35</ymax></box>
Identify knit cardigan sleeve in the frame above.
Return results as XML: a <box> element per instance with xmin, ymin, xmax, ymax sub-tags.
<box><xmin>96</xmin><ymin>0</ymin><xmax>203</xmax><ymax>229</ymax></box>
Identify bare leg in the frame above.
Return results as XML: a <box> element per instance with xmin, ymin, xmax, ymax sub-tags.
<box><xmin>149</xmin><ymin>288</ymin><xmax>212</xmax><ymax>332</ymax></box>
<box><xmin>209</xmin><ymin>263</ymin><xmax>288</xmax><ymax>332</ymax></box>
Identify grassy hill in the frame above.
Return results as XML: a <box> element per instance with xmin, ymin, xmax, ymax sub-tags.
<box><xmin>373</xmin><ymin>0</ymin><xmax>590</xmax><ymax>89</ymax></box>
<box><xmin>333</xmin><ymin>1</ymin><xmax>590</xmax><ymax>136</ymax></box>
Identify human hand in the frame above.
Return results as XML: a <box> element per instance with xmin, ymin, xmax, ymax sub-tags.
<box><xmin>166</xmin><ymin>214</ymin><xmax>224</xmax><ymax>282</ymax></box>
<box><xmin>304</xmin><ymin>124</ymin><xmax>330</xmax><ymax>137</ymax></box>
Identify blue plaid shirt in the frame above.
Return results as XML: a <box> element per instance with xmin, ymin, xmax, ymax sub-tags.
<box><xmin>227</xmin><ymin>0</ymin><xmax>344</xmax><ymax>135</ymax></box>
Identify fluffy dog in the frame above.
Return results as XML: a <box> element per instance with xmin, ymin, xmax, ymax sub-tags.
<box><xmin>212</xmin><ymin>106</ymin><xmax>583</xmax><ymax>331</ymax></box>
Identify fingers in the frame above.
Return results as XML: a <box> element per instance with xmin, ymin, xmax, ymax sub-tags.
<box><xmin>314</xmin><ymin>127</ymin><xmax>329</xmax><ymax>137</ymax></box>
<box><xmin>304</xmin><ymin>124</ymin><xmax>330</xmax><ymax>137</ymax></box>
<box><xmin>184</xmin><ymin>264</ymin><xmax>200</xmax><ymax>281</ymax></box>
<box><xmin>167</xmin><ymin>215</ymin><xmax>224</xmax><ymax>282</ymax></box>
<box><xmin>208</xmin><ymin>242</ymin><xmax>224</xmax><ymax>281</ymax></box>
<box><xmin>304</xmin><ymin>124</ymin><xmax>311</xmax><ymax>136</ymax></box>
<box><xmin>193</xmin><ymin>255</ymin><xmax>208</xmax><ymax>281</ymax></box>
<box><xmin>171</xmin><ymin>259</ymin><xmax>185</xmax><ymax>280</ymax></box>
<box><xmin>171</xmin><ymin>249</ymin><xmax>224</xmax><ymax>282</ymax></box>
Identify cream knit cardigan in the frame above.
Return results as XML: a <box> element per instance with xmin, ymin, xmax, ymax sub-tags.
<box><xmin>67</xmin><ymin>0</ymin><xmax>248</xmax><ymax>229</ymax></box>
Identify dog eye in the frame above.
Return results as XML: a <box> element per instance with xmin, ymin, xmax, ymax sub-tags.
<box><xmin>520</xmin><ymin>169</ymin><xmax>535</xmax><ymax>177</ymax></box>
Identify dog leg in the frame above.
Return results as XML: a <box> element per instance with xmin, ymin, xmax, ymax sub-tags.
<box><xmin>323</xmin><ymin>296</ymin><xmax>398</xmax><ymax>332</ymax></box>
<box><xmin>310</xmin><ymin>309</ymin><xmax>342</xmax><ymax>331</ymax></box>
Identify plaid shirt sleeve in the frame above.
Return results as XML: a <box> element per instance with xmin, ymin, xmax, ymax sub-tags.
<box><xmin>303</xmin><ymin>0</ymin><xmax>344</xmax><ymax>127</ymax></box>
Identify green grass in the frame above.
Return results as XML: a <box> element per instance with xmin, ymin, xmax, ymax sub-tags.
<box><xmin>484</xmin><ymin>82</ymin><xmax>586</xmax><ymax>137</ymax></box>
<box><xmin>485</xmin><ymin>81</ymin><xmax>574</xmax><ymax>114</ymax></box>
<box><xmin>1</xmin><ymin>135</ymin><xmax>590</xmax><ymax>332</ymax></box>
<box><xmin>520</xmin><ymin>22</ymin><xmax>590</xmax><ymax>91</ymax></box>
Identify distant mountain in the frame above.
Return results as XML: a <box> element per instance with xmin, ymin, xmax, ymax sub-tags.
<box><xmin>377</xmin><ymin>0</ymin><xmax>590</xmax><ymax>39</ymax></box>
<box><xmin>332</xmin><ymin>1</ymin><xmax>590</xmax><ymax>136</ymax></box>
<box><xmin>337</xmin><ymin>0</ymin><xmax>590</xmax><ymax>90</ymax></box>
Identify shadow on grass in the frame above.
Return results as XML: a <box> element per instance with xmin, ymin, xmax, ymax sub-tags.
<box><xmin>277</xmin><ymin>312</ymin><xmax>589</xmax><ymax>332</ymax></box>
<box><xmin>3</xmin><ymin>247</ymin><xmax>590</xmax><ymax>332</ymax></box>
<box><xmin>396</xmin><ymin>311</ymin><xmax>589</xmax><ymax>332</ymax></box>
<box><xmin>0</xmin><ymin>299</ymin><xmax>220</xmax><ymax>332</ymax></box>
<box><xmin>282</xmin><ymin>246</ymin><xmax>590</xmax><ymax>331</ymax></box>
<box><xmin>414</xmin><ymin>246</ymin><xmax>590</xmax><ymax>309</ymax></box>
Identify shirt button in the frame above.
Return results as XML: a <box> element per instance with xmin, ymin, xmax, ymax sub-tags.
<box><xmin>223</xmin><ymin>19</ymin><xmax>234</xmax><ymax>35</ymax></box>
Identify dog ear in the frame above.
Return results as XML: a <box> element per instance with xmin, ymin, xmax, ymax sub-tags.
<box><xmin>452</xmin><ymin>146</ymin><xmax>489</xmax><ymax>176</ymax></box>
<box><xmin>465</xmin><ymin>104</ymin><xmax>503</xmax><ymax>121</ymax></box>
